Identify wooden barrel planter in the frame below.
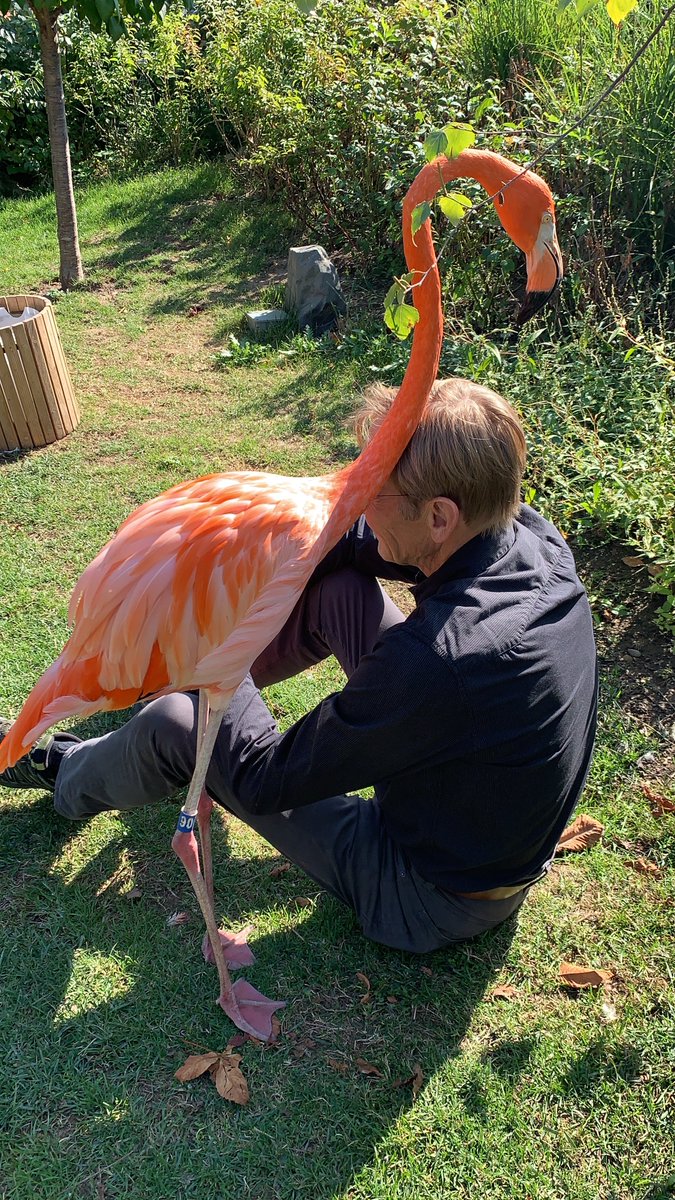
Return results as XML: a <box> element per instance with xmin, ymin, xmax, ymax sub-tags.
<box><xmin>0</xmin><ymin>294</ymin><xmax>80</xmax><ymax>452</ymax></box>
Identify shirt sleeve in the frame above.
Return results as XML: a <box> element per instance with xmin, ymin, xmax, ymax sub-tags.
<box><xmin>215</xmin><ymin>623</ymin><xmax>474</xmax><ymax>815</ymax></box>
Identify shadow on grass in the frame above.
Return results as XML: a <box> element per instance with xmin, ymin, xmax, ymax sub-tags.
<box><xmin>0</xmin><ymin>715</ymin><xmax>522</xmax><ymax>1198</ymax></box>
<box><xmin>84</xmin><ymin>165</ymin><xmax>295</xmax><ymax>318</ymax></box>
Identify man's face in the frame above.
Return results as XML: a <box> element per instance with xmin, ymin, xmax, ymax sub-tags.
<box><xmin>364</xmin><ymin>480</ymin><xmax>434</xmax><ymax>568</ymax></box>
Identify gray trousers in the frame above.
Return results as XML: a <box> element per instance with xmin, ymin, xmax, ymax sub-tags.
<box><xmin>54</xmin><ymin>569</ymin><xmax>526</xmax><ymax>953</ymax></box>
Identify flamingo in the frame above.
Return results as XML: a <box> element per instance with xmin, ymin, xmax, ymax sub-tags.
<box><xmin>0</xmin><ymin>149</ymin><xmax>562</xmax><ymax>1041</ymax></box>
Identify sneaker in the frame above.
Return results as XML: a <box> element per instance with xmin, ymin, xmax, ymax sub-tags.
<box><xmin>0</xmin><ymin>718</ymin><xmax>81</xmax><ymax>791</ymax></box>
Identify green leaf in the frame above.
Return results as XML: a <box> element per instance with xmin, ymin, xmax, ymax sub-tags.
<box><xmin>441</xmin><ymin>123</ymin><xmax>475</xmax><ymax>159</ymax></box>
<box><xmin>423</xmin><ymin>129</ymin><xmax>448</xmax><ymax>163</ymax></box>
<box><xmin>94</xmin><ymin>0</ymin><xmax>115</xmax><ymax>21</ymax></box>
<box><xmin>438</xmin><ymin>191</ymin><xmax>472</xmax><ymax>226</ymax></box>
<box><xmin>411</xmin><ymin>201</ymin><xmax>432</xmax><ymax>240</ymax></box>
<box><xmin>295</xmin><ymin>0</ymin><xmax>318</xmax><ymax>11</ymax></box>
<box><xmin>384</xmin><ymin>303</ymin><xmax>420</xmax><ymax>340</ymax></box>
<box><xmin>606</xmin><ymin>0</ymin><xmax>637</xmax><ymax>22</ymax></box>
<box><xmin>384</xmin><ymin>271</ymin><xmax>416</xmax><ymax>311</ymax></box>
<box><xmin>107</xmin><ymin>11</ymin><xmax>125</xmax><ymax>36</ymax></box>
<box><xmin>557</xmin><ymin>0</ymin><xmax>575</xmax><ymax>10</ymax></box>
<box><xmin>474</xmin><ymin>95</ymin><xmax>496</xmax><ymax>122</ymax></box>
<box><xmin>79</xmin><ymin>0</ymin><xmax>103</xmax><ymax>28</ymax></box>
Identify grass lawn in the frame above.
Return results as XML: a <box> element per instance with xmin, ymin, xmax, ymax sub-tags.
<box><xmin>0</xmin><ymin>166</ymin><xmax>673</xmax><ymax>1200</ymax></box>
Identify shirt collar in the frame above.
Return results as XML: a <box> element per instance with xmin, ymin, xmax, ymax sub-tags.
<box><xmin>411</xmin><ymin>522</ymin><xmax>517</xmax><ymax>603</ymax></box>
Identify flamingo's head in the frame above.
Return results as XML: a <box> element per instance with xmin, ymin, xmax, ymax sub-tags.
<box><xmin>492</xmin><ymin>171</ymin><xmax>563</xmax><ymax>324</ymax></box>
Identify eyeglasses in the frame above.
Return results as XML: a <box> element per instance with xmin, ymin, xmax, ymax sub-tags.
<box><xmin>370</xmin><ymin>493</ymin><xmax>459</xmax><ymax>503</ymax></box>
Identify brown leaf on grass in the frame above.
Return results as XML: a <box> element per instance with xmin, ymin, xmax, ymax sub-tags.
<box><xmin>125</xmin><ymin>886</ymin><xmax>143</xmax><ymax>901</ymax></box>
<box><xmin>327</xmin><ymin>1057</ymin><xmax>349</xmax><ymax>1074</ymax></box>
<box><xmin>294</xmin><ymin>896</ymin><xmax>312</xmax><ymax>908</ymax></box>
<box><xmin>225</xmin><ymin>1034</ymin><xmax>247</xmax><ymax>1051</ymax></box>
<box><xmin>491</xmin><ymin>985</ymin><xmax>519</xmax><ymax>1001</ymax></box>
<box><xmin>625</xmin><ymin>856</ymin><xmax>661</xmax><ymax>877</ymax></box>
<box><xmin>356</xmin><ymin>1058</ymin><xmax>383</xmax><ymax>1078</ymax></box>
<box><xmin>555</xmin><ymin>814</ymin><xmax>604</xmax><ymax>854</ymax></box>
<box><xmin>212</xmin><ymin>1055</ymin><xmax>249</xmax><ymax>1105</ymax></box>
<box><xmin>622</xmin><ymin>555</ymin><xmax>646</xmax><ymax>568</ymax></box>
<box><xmin>267</xmin><ymin>864</ymin><xmax>289</xmax><ymax>883</ymax></box>
<box><xmin>420</xmin><ymin>966</ymin><xmax>433</xmax><ymax>977</ymax></box>
<box><xmin>356</xmin><ymin>972</ymin><xmax>372</xmax><ymax>1004</ymax></box>
<box><xmin>175</xmin><ymin>1052</ymin><xmax>219</xmax><ymax>1081</ymax></box>
<box><xmin>641</xmin><ymin>784</ymin><xmax>675</xmax><ymax>815</ymax></box>
<box><xmin>560</xmin><ymin>962</ymin><xmax>613</xmax><ymax>989</ymax></box>
<box><xmin>386</xmin><ymin>995</ymin><xmax>398</xmax><ymax>1005</ymax></box>
<box><xmin>393</xmin><ymin>1064</ymin><xmax>424</xmax><ymax>1098</ymax></box>
<box><xmin>187</xmin><ymin>303</ymin><xmax>205</xmax><ymax>317</ymax></box>
<box><xmin>167</xmin><ymin>910</ymin><xmax>189</xmax><ymax>926</ymax></box>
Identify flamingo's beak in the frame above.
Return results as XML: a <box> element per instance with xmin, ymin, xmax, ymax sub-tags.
<box><xmin>517</xmin><ymin>212</ymin><xmax>563</xmax><ymax>325</ymax></box>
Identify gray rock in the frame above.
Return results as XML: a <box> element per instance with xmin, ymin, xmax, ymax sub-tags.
<box><xmin>285</xmin><ymin>245</ymin><xmax>346</xmax><ymax>335</ymax></box>
<box><xmin>245</xmin><ymin>308</ymin><xmax>288</xmax><ymax>335</ymax></box>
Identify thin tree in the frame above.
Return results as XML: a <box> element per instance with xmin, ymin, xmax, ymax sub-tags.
<box><xmin>2</xmin><ymin>0</ymin><xmax>160</xmax><ymax>290</ymax></box>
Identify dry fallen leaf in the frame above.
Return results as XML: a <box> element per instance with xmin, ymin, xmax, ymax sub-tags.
<box><xmin>294</xmin><ymin>897</ymin><xmax>312</xmax><ymax>908</ymax></box>
<box><xmin>175</xmin><ymin>1052</ymin><xmax>219</xmax><ymax>1081</ymax></box>
<box><xmin>420</xmin><ymin>966</ymin><xmax>433</xmax><ymax>977</ymax></box>
<box><xmin>125</xmin><ymin>886</ymin><xmax>143</xmax><ymax>902</ymax></box>
<box><xmin>176</xmin><ymin>1050</ymin><xmax>249</xmax><ymax>1104</ymax></box>
<box><xmin>393</xmin><ymin>1064</ymin><xmax>424</xmax><ymax>1097</ymax></box>
<box><xmin>267</xmin><ymin>864</ymin><xmax>289</xmax><ymax>883</ymax></box>
<box><xmin>625</xmin><ymin>856</ymin><xmax>661</xmax><ymax>877</ymax></box>
<box><xmin>560</xmin><ymin>962</ymin><xmax>613</xmax><ymax>989</ymax></box>
<box><xmin>327</xmin><ymin>1057</ymin><xmax>349</xmax><ymax>1073</ymax></box>
<box><xmin>386</xmin><ymin>995</ymin><xmax>398</xmax><ymax>1005</ymax></box>
<box><xmin>491</xmin><ymin>985</ymin><xmax>519</xmax><ymax>1001</ymax></box>
<box><xmin>167</xmin><ymin>910</ymin><xmax>189</xmax><ymax>926</ymax></box>
<box><xmin>356</xmin><ymin>1058</ymin><xmax>383</xmax><ymax>1078</ymax></box>
<box><xmin>641</xmin><ymin>784</ymin><xmax>675</xmax><ymax>815</ymax></box>
<box><xmin>555</xmin><ymin>814</ymin><xmax>604</xmax><ymax>854</ymax></box>
<box><xmin>356</xmin><ymin>972</ymin><xmax>372</xmax><ymax>1004</ymax></box>
<box><xmin>622</xmin><ymin>555</ymin><xmax>645</xmax><ymax>568</ymax></box>
<box><xmin>211</xmin><ymin>1055</ymin><xmax>249</xmax><ymax>1105</ymax></box>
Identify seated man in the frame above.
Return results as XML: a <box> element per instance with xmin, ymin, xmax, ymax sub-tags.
<box><xmin>0</xmin><ymin>378</ymin><xmax>598</xmax><ymax>954</ymax></box>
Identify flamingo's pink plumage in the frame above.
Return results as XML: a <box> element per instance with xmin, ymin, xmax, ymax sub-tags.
<box><xmin>0</xmin><ymin>149</ymin><xmax>561</xmax><ymax>1040</ymax></box>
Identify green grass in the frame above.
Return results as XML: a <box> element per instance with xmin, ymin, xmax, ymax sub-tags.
<box><xmin>0</xmin><ymin>167</ymin><xmax>674</xmax><ymax>1200</ymax></box>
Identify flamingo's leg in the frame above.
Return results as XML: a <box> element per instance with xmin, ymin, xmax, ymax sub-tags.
<box><xmin>171</xmin><ymin>696</ymin><xmax>284</xmax><ymax>1040</ymax></box>
<box><xmin>171</xmin><ymin>700</ymin><xmax>230</xmax><ymax>993</ymax></box>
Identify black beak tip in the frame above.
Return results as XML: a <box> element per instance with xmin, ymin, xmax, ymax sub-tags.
<box><xmin>516</xmin><ymin>282</ymin><xmax>560</xmax><ymax>327</ymax></box>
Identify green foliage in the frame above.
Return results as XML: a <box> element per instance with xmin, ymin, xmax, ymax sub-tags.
<box><xmin>423</xmin><ymin>122</ymin><xmax>476</xmax><ymax>162</ymax></box>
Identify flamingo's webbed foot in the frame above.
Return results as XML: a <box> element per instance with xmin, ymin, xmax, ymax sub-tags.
<box><xmin>219</xmin><ymin>978</ymin><xmax>286</xmax><ymax>1042</ymax></box>
<box><xmin>202</xmin><ymin>923</ymin><xmax>256</xmax><ymax>969</ymax></box>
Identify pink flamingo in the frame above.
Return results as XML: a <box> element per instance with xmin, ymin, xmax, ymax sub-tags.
<box><xmin>0</xmin><ymin>149</ymin><xmax>562</xmax><ymax>1040</ymax></box>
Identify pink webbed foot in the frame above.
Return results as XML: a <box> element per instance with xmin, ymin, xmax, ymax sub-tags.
<box><xmin>202</xmin><ymin>923</ymin><xmax>256</xmax><ymax>969</ymax></box>
<box><xmin>219</xmin><ymin>978</ymin><xmax>286</xmax><ymax>1043</ymax></box>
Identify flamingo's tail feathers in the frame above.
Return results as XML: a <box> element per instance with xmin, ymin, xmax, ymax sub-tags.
<box><xmin>0</xmin><ymin>656</ymin><xmax>114</xmax><ymax>771</ymax></box>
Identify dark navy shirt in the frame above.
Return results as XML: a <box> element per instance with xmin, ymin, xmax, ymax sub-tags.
<box><xmin>225</xmin><ymin>505</ymin><xmax>598</xmax><ymax>893</ymax></box>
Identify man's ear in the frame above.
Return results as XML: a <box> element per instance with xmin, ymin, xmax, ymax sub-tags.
<box><xmin>428</xmin><ymin>497</ymin><xmax>461</xmax><ymax>544</ymax></box>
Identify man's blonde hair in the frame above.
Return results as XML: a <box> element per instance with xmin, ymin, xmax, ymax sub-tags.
<box><xmin>354</xmin><ymin>377</ymin><xmax>526</xmax><ymax>534</ymax></box>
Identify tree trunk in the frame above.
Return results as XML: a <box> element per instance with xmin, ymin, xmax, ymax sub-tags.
<box><xmin>33</xmin><ymin>3</ymin><xmax>84</xmax><ymax>290</ymax></box>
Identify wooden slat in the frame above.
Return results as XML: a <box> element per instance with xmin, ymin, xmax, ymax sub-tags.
<box><xmin>0</xmin><ymin>296</ymin><xmax>79</xmax><ymax>449</ymax></box>
<box><xmin>1</xmin><ymin>326</ymin><xmax>48</xmax><ymax>446</ymax></box>
<box><xmin>13</xmin><ymin>322</ymin><xmax>56</xmax><ymax>445</ymax></box>
<box><xmin>0</xmin><ymin>341</ymin><xmax>31</xmax><ymax>447</ymax></box>
<box><xmin>0</xmin><ymin>372</ymin><xmax>19</xmax><ymax>451</ymax></box>
<box><xmin>40</xmin><ymin>305</ymin><xmax>79</xmax><ymax>428</ymax></box>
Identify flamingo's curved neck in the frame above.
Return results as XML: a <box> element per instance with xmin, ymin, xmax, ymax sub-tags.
<box><xmin>312</xmin><ymin>149</ymin><xmax>535</xmax><ymax>563</ymax></box>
